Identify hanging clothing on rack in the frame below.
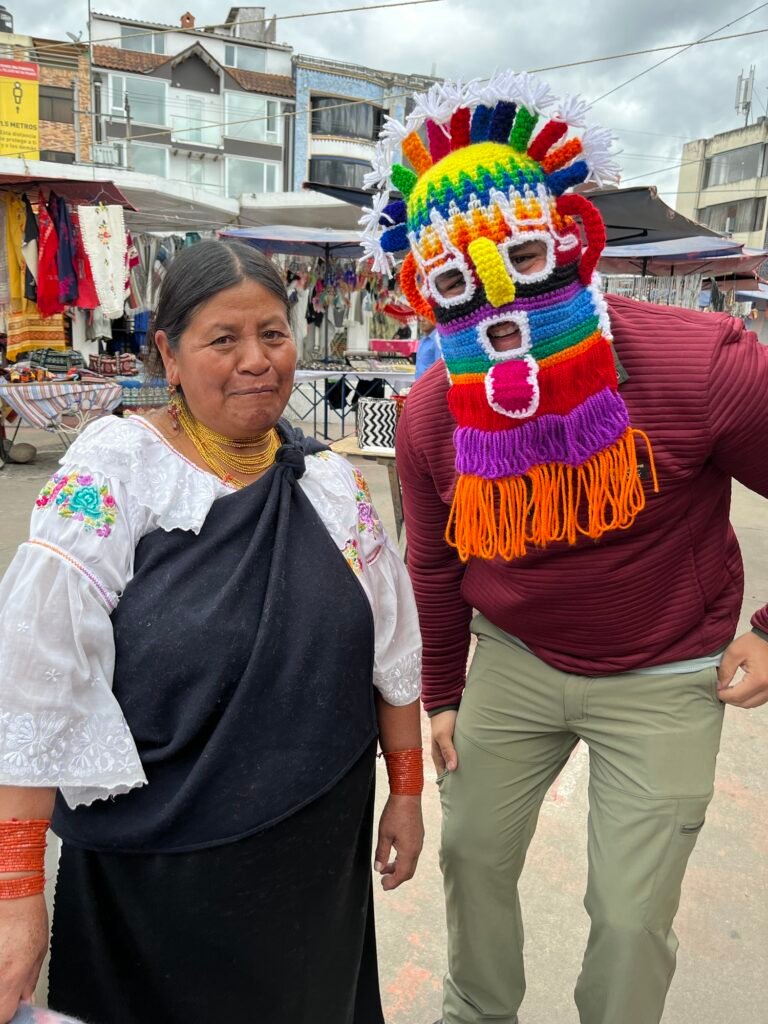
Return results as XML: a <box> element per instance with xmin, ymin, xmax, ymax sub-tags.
<box><xmin>37</xmin><ymin>197</ymin><xmax>65</xmax><ymax>318</ymax></box>
<box><xmin>3</xmin><ymin>192</ymin><xmax>29</xmax><ymax>311</ymax></box>
<box><xmin>77</xmin><ymin>205</ymin><xmax>127</xmax><ymax>319</ymax></box>
<box><xmin>70</xmin><ymin>211</ymin><xmax>99</xmax><ymax>310</ymax></box>
<box><xmin>50</xmin><ymin>192</ymin><xmax>78</xmax><ymax>306</ymax></box>
<box><xmin>0</xmin><ymin>199</ymin><xmax>10</xmax><ymax>306</ymax></box>
<box><xmin>21</xmin><ymin>194</ymin><xmax>39</xmax><ymax>303</ymax></box>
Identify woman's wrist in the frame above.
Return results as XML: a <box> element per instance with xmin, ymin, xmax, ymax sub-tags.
<box><xmin>0</xmin><ymin>819</ymin><xmax>49</xmax><ymax>900</ymax></box>
<box><xmin>382</xmin><ymin>748</ymin><xmax>424</xmax><ymax>796</ymax></box>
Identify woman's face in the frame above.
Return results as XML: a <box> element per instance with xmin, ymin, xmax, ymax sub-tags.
<box><xmin>157</xmin><ymin>278</ymin><xmax>296</xmax><ymax>438</ymax></box>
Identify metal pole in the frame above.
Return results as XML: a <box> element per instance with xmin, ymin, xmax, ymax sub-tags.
<box><xmin>323</xmin><ymin>243</ymin><xmax>330</xmax><ymax>363</ymax></box>
<box><xmin>124</xmin><ymin>93</ymin><xmax>132</xmax><ymax>170</ymax></box>
<box><xmin>73</xmin><ymin>76</ymin><xmax>81</xmax><ymax>162</ymax></box>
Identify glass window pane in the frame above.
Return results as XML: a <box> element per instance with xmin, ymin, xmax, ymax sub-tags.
<box><xmin>704</xmin><ymin>144</ymin><xmax>762</xmax><ymax>187</ymax></box>
<box><xmin>153</xmin><ymin>33</ymin><xmax>165</xmax><ymax>55</ymax></box>
<box><xmin>267</xmin><ymin>100</ymin><xmax>279</xmax><ymax>139</ymax></box>
<box><xmin>227</xmin><ymin>157</ymin><xmax>266</xmax><ymax>197</ymax></box>
<box><xmin>697</xmin><ymin>197</ymin><xmax>765</xmax><ymax>234</ymax></box>
<box><xmin>235</xmin><ymin>46</ymin><xmax>266</xmax><ymax>72</ymax></box>
<box><xmin>310</xmin><ymin>97</ymin><xmax>381</xmax><ymax>141</ymax></box>
<box><xmin>121</xmin><ymin>25</ymin><xmax>151</xmax><ymax>53</ymax></box>
<box><xmin>188</xmin><ymin>161</ymin><xmax>203</xmax><ymax>184</ymax></box>
<box><xmin>110</xmin><ymin>75</ymin><xmax>125</xmax><ymax>114</ymax></box>
<box><xmin>225</xmin><ymin>45</ymin><xmax>235</xmax><ymax>67</ymax></box>
<box><xmin>123</xmin><ymin>76</ymin><xmax>166</xmax><ymax>126</ymax></box>
<box><xmin>266</xmin><ymin>164</ymin><xmax>277</xmax><ymax>191</ymax></box>
<box><xmin>224</xmin><ymin>92</ymin><xmax>266</xmax><ymax>141</ymax></box>
<box><xmin>130</xmin><ymin>144</ymin><xmax>166</xmax><ymax>176</ymax></box>
<box><xmin>308</xmin><ymin>157</ymin><xmax>369</xmax><ymax>188</ymax></box>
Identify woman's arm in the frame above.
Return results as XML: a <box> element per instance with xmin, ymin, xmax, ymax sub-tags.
<box><xmin>373</xmin><ymin>696</ymin><xmax>424</xmax><ymax>891</ymax></box>
<box><xmin>0</xmin><ymin>786</ymin><xmax>56</xmax><ymax>1024</ymax></box>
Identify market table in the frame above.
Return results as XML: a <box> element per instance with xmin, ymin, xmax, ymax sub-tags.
<box><xmin>331</xmin><ymin>433</ymin><xmax>405</xmax><ymax>553</ymax></box>
<box><xmin>0</xmin><ymin>379</ymin><xmax>123</xmax><ymax>462</ymax></box>
<box><xmin>291</xmin><ymin>369</ymin><xmax>414</xmax><ymax>439</ymax></box>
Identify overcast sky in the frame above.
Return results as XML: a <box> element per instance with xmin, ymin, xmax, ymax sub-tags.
<box><xmin>16</xmin><ymin>0</ymin><xmax>768</xmax><ymax>207</ymax></box>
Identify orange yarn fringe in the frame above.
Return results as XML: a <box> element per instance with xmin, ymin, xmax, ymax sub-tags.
<box><xmin>446</xmin><ymin>428</ymin><xmax>658</xmax><ymax>562</ymax></box>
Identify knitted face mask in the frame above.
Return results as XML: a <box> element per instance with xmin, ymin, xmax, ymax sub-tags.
<box><xmin>362</xmin><ymin>73</ymin><xmax>657</xmax><ymax>562</ymax></box>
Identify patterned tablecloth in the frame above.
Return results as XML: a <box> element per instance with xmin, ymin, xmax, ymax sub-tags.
<box><xmin>0</xmin><ymin>380</ymin><xmax>123</xmax><ymax>433</ymax></box>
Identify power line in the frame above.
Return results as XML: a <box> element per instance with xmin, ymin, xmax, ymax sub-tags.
<box><xmin>590</xmin><ymin>2</ymin><xmax>768</xmax><ymax>104</ymax></box>
<box><xmin>22</xmin><ymin>0</ymin><xmax>446</xmax><ymax>57</ymax></box>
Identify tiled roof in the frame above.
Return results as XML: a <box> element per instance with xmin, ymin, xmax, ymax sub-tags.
<box><xmin>227</xmin><ymin>68</ymin><xmax>295</xmax><ymax>98</ymax></box>
<box><xmin>92</xmin><ymin>46</ymin><xmax>167</xmax><ymax>74</ymax></box>
<box><xmin>92</xmin><ymin>45</ymin><xmax>294</xmax><ymax>98</ymax></box>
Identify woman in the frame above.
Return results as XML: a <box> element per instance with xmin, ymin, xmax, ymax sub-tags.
<box><xmin>0</xmin><ymin>240</ymin><xmax>424</xmax><ymax>1024</ymax></box>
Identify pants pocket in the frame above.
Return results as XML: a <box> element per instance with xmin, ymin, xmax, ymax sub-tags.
<box><xmin>643</xmin><ymin>796</ymin><xmax>711</xmax><ymax>933</ymax></box>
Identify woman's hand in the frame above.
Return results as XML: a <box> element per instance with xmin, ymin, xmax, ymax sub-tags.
<box><xmin>0</xmin><ymin>893</ymin><xmax>48</xmax><ymax>1023</ymax></box>
<box><xmin>374</xmin><ymin>795</ymin><xmax>424</xmax><ymax>891</ymax></box>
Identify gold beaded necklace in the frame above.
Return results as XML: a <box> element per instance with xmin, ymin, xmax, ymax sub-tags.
<box><xmin>173</xmin><ymin>395</ymin><xmax>280</xmax><ymax>488</ymax></box>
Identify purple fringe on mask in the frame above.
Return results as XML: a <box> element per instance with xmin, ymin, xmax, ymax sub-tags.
<box><xmin>454</xmin><ymin>387</ymin><xmax>630</xmax><ymax>478</ymax></box>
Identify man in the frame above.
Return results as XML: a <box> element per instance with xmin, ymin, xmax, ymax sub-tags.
<box><xmin>361</xmin><ymin>73</ymin><xmax>768</xmax><ymax>1024</ymax></box>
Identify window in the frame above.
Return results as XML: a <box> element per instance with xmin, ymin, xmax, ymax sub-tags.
<box><xmin>171</xmin><ymin>96</ymin><xmax>222</xmax><ymax>147</ymax></box>
<box><xmin>225</xmin><ymin>156</ymin><xmax>280</xmax><ymax>197</ymax></box>
<box><xmin>118</xmin><ymin>142</ymin><xmax>168</xmax><ymax>176</ymax></box>
<box><xmin>308</xmin><ymin>156</ymin><xmax>371</xmax><ymax>188</ymax></box>
<box><xmin>120</xmin><ymin>24</ymin><xmax>165</xmax><ymax>54</ymax></box>
<box><xmin>39</xmin><ymin>86</ymin><xmax>74</xmax><ymax>124</ymax></box>
<box><xmin>697</xmin><ymin>197</ymin><xmax>766</xmax><ymax>234</ymax></box>
<box><xmin>310</xmin><ymin>97</ymin><xmax>384</xmax><ymax>141</ymax></box>
<box><xmin>224</xmin><ymin>44</ymin><xmax>267</xmax><ymax>73</ymax></box>
<box><xmin>224</xmin><ymin>92</ymin><xmax>280</xmax><ymax>143</ymax></box>
<box><xmin>110</xmin><ymin>74</ymin><xmax>166</xmax><ymax>127</ymax></box>
<box><xmin>704</xmin><ymin>144</ymin><xmax>763</xmax><ymax>187</ymax></box>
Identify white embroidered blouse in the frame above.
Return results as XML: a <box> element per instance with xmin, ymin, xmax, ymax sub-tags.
<box><xmin>0</xmin><ymin>416</ymin><xmax>421</xmax><ymax>809</ymax></box>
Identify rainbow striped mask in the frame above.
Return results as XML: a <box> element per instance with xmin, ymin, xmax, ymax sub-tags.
<box><xmin>362</xmin><ymin>74</ymin><xmax>657</xmax><ymax>561</ymax></box>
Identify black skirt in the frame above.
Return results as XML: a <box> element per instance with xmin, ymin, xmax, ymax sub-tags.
<box><xmin>48</xmin><ymin>744</ymin><xmax>384</xmax><ymax>1024</ymax></box>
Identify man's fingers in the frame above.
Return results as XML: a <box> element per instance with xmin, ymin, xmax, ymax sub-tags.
<box><xmin>717</xmin><ymin>651</ymin><xmax>741</xmax><ymax>687</ymax></box>
<box><xmin>718</xmin><ymin>674</ymin><xmax>768</xmax><ymax>708</ymax></box>
<box><xmin>431</xmin><ymin>739</ymin><xmax>445</xmax><ymax>775</ymax></box>
<box><xmin>439</xmin><ymin>738</ymin><xmax>458</xmax><ymax>772</ymax></box>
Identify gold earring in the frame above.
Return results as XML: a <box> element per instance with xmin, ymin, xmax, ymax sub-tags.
<box><xmin>167</xmin><ymin>382</ymin><xmax>182</xmax><ymax>429</ymax></box>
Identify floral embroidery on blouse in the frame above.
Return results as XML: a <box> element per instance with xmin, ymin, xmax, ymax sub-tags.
<box><xmin>353</xmin><ymin>468</ymin><xmax>382</xmax><ymax>540</ymax></box>
<box><xmin>36</xmin><ymin>473</ymin><xmax>118</xmax><ymax>537</ymax></box>
<box><xmin>342</xmin><ymin>538</ymin><xmax>363</xmax><ymax>576</ymax></box>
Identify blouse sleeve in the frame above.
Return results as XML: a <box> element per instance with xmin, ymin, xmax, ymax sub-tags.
<box><xmin>299</xmin><ymin>452</ymin><xmax>422</xmax><ymax>706</ymax></box>
<box><xmin>0</xmin><ymin>467</ymin><xmax>147</xmax><ymax>808</ymax></box>
<box><xmin>351</xmin><ymin>469</ymin><xmax>422</xmax><ymax>706</ymax></box>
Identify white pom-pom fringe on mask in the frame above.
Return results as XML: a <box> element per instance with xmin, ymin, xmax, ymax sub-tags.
<box><xmin>582</xmin><ymin>125</ymin><xmax>621</xmax><ymax>187</ymax></box>
<box><xmin>554</xmin><ymin>94</ymin><xmax>591</xmax><ymax>127</ymax></box>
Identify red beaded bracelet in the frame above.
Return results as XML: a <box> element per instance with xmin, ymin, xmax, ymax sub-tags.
<box><xmin>0</xmin><ymin>819</ymin><xmax>49</xmax><ymax>900</ymax></box>
<box><xmin>382</xmin><ymin>749</ymin><xmax>424</xmax><ymax>796</ymax></box>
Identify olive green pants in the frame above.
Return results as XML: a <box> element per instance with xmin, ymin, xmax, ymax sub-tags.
<box><xmin>439</xmin><ymin>616</ymin><xmax>725</xmax><ymax>1024</ymax></box>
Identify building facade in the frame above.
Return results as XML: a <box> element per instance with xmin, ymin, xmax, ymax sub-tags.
<box><xmin>0</xmin><ymin>32</ymin><xmax>93</xmax><ymax>164</ymax></box>
<box><xmin>676</xmin><ymin>119</ymin><xmax>768</xmax><ymax>249</ymax></box>
<box><xmin>90</xmin><ymin>8</ymin><xmax>295</xmax><ymax>199</ymax></box>
<box><xmin>292</xmin><ymin>54</ymin><xmax>436</xmax><ymax>193</ymax></box>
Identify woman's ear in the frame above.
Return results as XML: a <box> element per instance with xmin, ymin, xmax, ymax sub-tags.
<box><xmin>154</xmin><ymin>330</ymin><xmax>180</xmax><ymax>385</ymax></box>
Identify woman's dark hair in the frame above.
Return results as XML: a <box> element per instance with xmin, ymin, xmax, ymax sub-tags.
<box><xmin>144</xmin><ymin>239</ymin><xmax>290</xmax><ymax>379</ymax></box>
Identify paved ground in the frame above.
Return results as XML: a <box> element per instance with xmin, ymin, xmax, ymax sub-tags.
<box><xmin>1</xmin><ymin>423</ymin><xmax>766</xmax><ymax>1024</ymax></box>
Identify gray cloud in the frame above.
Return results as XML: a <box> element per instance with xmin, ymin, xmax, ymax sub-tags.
<box><xmin>17</xmin><ymin>0</ymin><xmax>768</xmax><ymax>203</ymax></box>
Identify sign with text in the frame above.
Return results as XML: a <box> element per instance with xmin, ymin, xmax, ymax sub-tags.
<box><xmin>0</xmin><ymin>60</ymin><xmax>39</xmax><ymax>160</ymax></box>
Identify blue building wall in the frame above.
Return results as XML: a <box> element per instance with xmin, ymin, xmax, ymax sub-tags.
<box><xmin>293</xmin><ymin>66</ymin><xmax>392</xmax><ymax>192</ymax></box>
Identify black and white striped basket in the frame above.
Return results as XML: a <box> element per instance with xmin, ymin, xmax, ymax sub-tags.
<box><xmin>357</xmin><ymin>397</ymin><xmax>397</xmax><ymax>451</ymax></box>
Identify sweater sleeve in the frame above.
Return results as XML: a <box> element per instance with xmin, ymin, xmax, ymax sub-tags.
<box><xmin>706</xmin><ymin>316</ymin><xmax>768</xmax><ymax>635</ymax></box>
<box><xmin>396</xmin><ymin>399</ymin><xmax>473</xmax><ymax>713</ymax></box>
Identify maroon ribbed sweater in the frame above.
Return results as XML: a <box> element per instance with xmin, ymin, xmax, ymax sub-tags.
<box><xmin>396</xmin><ymin>296</ymin><xmax>768</xmax><ymax>712</ymax></box>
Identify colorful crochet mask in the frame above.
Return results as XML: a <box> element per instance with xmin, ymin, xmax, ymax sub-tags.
<box><xmin>361</xmin><ymin>72</ymin><xmax>657</xmax><ymax>562</ymax></box>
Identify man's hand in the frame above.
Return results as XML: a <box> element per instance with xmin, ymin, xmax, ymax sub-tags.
<box><xmin>717</xmin><ymin>631</ymin><xmax>768</xmax><ymax>709</ymax></box>
<box><xmin>0</xmin><ymin>893</ymin><xmax>48</xmax><ymax>1024</ymax></box>
<box><xmin>374</xmin><ymin>795</ymin><xmax>424</xmax><ymax>891</ymax></box>
<box><xmin>430</xmin><ymin>710</ymin><xmax>459</xmax><ymax>775</ymax></box>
